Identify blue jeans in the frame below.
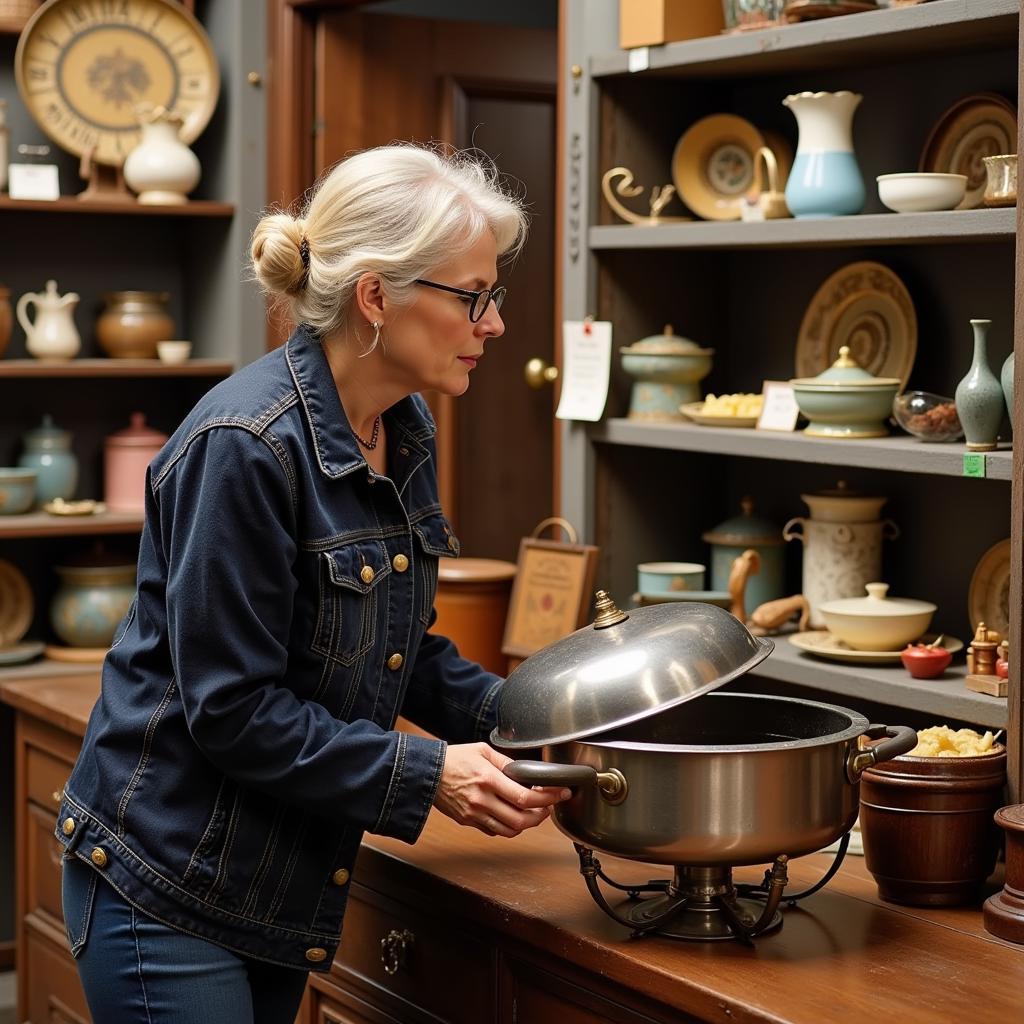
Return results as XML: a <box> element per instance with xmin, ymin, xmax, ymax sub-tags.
<box><xmin>62</xmin><ymin>855</ymin><xmax>309</xmax><ymax>1023</ymax></box>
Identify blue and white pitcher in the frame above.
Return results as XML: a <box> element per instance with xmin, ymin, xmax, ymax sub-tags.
<box><xmin>783</xmin><ymin>91</ymin><xmax>865</xmax><ymax>218</ymax></box>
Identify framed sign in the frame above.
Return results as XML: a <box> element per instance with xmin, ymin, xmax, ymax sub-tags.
<box><xmin>501</xmin><ymin>537</ymin><xmax>599</xmax><ymax>662</ymax></box>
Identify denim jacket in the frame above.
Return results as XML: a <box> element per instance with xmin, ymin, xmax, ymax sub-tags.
<box><xmin>55</xmin><ymin>326</ymin><xmax>502</xmax><ymax>971</ymax></box>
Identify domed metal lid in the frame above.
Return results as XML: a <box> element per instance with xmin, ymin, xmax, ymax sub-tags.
<box><xmin>491</xmin><ymin>592</ymin><xmax>774</xmax><ymax>749</ymax></box>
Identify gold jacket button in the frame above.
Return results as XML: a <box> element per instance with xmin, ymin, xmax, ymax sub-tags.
<box><xmin>91</xmin><ymin>847</ymin><xmax>108</xmax><ymax>868</ymax></box>
<box><xmin>392</xmin><ymin>553</ymin><xmax>409</xmax><ymax>573</ymax></box>
<box><xmin>62</xmin><ymin>817</ymin><xmax>75</xmax><ymax>836</ymax></box>
<box><xmin>305</xmin><ymin>947</ymin><xmax>327</xmax><ymax>963</ymax></box>
<box><xmin>332</xmin><ymin>867</ymin><xmax>350</xmax><ymax>886</ymax></box>
<box><xmin>360</xmin><ymin>565</ymin><xmax>374</xmax><ymax>584</ymax></box>
<box><xmin>446</xmin><ymin>535</ymin><xmax>457</xmax><ymax>552</ymax></box>
<box><xmin>387</xmin><ymin>653</ymin><xmax>404</xmax><ymax>671</ymax></box>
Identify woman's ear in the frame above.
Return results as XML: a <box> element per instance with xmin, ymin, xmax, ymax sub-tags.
<box><xmin>353</xmin><ymin>273</ymin><xmax>387</xmax><ymax>324</ymax></box>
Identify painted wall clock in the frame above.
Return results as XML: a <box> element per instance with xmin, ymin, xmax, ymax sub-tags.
<box><xmin>15</xmin><ymin>0</ymin><xmax>219</xmax><ymax>167</ymax></box>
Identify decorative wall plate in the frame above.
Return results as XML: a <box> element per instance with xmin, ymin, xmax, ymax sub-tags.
<box><xmin>0</xmin><ymin>559</ymin><xmax>33</xmax><ymax>649</ymax></box>
<box><xmin>789</xmin><ymin>630</ymin><xmax>962</xmax><ymax>665</ymax></box>
<box><xmin>967</xmin><ymin>538</ymin><xmax>1011</xmax><ymax>638</ymax></box>
<box><xmin>919</xmin><ymin>93</ymin><xmax>1017</xmax><ymax>210</ymax></box>
<box><xmin>672</xmin><ymin>114</ymin><xmax>766</xmax><ymax>221</ymax></box>
<box><xmin>795</xmin><ymin>261</ymin><xmax>917</xmax><ymax>389</ymax></box>
<box><xmin>680</xmin><ymin>402</ymin><xmax>759</xmax><ymax>428</ymax></box>
<box><xmin>15</xmin><ymin>0</ymin><xmax>219</xmax><ymax>166</ymax></box>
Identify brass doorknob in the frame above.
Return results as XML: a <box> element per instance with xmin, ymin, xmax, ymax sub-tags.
<box><xmin>525</xmin><ymin>357</ymin><xmax>558</xmax><ymax>389</ymax></box>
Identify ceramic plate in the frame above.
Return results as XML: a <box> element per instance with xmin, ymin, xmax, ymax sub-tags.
<box><xmin>0</xmin><ymin>559</ymin><xmax>33</xmax><ymax>649</ymax></box>
<box><xmin>634</xmin><ymin>590</ymin><xmax>732</xmax><ymax>608</ymax></box>
<box><xmin>671</xmin><ymin>114</ymin><xmax>767</xmax><ymax>221</ymax></box>
<box><xmin>968</xmin><ymin>538</ymin><xmax>1011</xmax><ymax>638</ymax></box>
<box><xmin>43</xmin><ymin>498</ymin><xmax>107</xmax><ymax>517</ymax></box>
<box><xmin>43</xmin><ymin>644</ymin><xmax>109</xmax><ymax>664</ymax></box>
<box><xmin>788</xmin><ymin>631</ymin><xmax>963</xmax><ymax>665</ymax></box>
<box><xmin>795</xmin><ymin>261</ymin><xmax>917</xmax><ymax>389</ymax></box>
<box><xmin>0</xmin><ymin>640</ymin><xmax>45</xmax><ymax>666</ymax></box>
<box><xmin>679</xmin><ymin>403</ymin><xmax>759</xmax><ymax>428</ymax></box>
<box><xmin>919</xmin><ymin>93</ymin><xmax>1017</xmax><ymax>209</ymax></box>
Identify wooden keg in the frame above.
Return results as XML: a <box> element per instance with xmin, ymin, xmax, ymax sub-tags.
<box><xmin>434</xmin><ymin>558</ymin><xmax>517</xmax><ymax>676</ymax></box>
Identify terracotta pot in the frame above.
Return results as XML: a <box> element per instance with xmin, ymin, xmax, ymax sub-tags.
<box><xmin>0</xmin><ymin>285</ymin><xmax>11</xmax><ymax>358</ymax></box>
<box><xmin>434</xmin><ymin>558</ymin><xmax>516</xmax><ymax>675</ymax></box>
<box><xmin>96</xmin><ymin>291</ymin><xmax>174</xmax><ymax>359</ymax></box>
<box><xmin>984</xmin><ymin>803</ymin><xmax>1024</xmax><ymax>944</ymax></box>
<box><xmin>860</xmin><ymin>747</ymin><xmax>1007</xmax><ymax>906</ymax></box>
<box><xmin>104</xmin><ymin>413</ymin><xmax>168</xmax><ymax>513</ymax></box>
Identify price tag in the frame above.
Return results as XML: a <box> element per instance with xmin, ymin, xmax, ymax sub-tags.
<box><xmin>555</xmin><ymin>320</ymin><xmax>612</xmax><ymax>422</ymax></box>
<box><xmin>756</xmin><ymin>381</ymin><xmax>800</xmax><ymax>432</ymax></box>
<box><xmin>8</xmin><ymin>163</ymin><xmax>60</xmax><ymax>201</ymax></box>
<box><xmin>627</xmin><ymin>47</ymin><xmax>649</xmax><ymax>73</ymax></box>
<box><xmin>963</xmin><ymin>453</ymin><xmax>986</xmax><ymax>478</ymax></box>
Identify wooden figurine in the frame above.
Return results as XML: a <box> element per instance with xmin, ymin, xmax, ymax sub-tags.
<box><xmin>748</xmin><ymin>594</ymin><xmax>810</xmax><ymax>636</ymax></box>
<box><xmin>966</xmin><ymin>621</ymin><xmax>1007</xmax><ymax>697</ymax></box>
<box><xmin>728</xmin><ymin>549</ymin><xmax>761</xmax><ymax>624</ymax></box>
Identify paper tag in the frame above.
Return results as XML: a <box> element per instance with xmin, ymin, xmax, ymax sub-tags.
<box><xmin>963</xmin><ymin>453</ymin><xmax>986</xmax><ymax>478</ymax></box>
<box><xmin>555</xmin><ymin>320</ymin><xmax>612</xmax><ymax>422</ymax></box>
<box><xmin>627</xmin><ymin>46</ymin><xmax>649</xmax><ymax>73</ymax></box>
<box><xmin>757</xmin><ymin>381</ymin><xmax>800</xmax><ymax>432</ymax></box>
<box><xmin>8</xmin><ymin>163</ymin><xmax>60</xmax><ymax>201</ymax></box>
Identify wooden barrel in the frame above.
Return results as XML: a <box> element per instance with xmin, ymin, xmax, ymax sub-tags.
<box><xmin>434</xmin><ymin>558</ymin><xmax>517</xmax><ymax>676</ymax></box>
<box><xmin>860</xmin><ymin>747</ymin><xmax>1007</xmax><ymax>906</ymax></box>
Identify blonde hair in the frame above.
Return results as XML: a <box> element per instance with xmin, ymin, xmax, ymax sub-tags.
<box><xmin>250</xmin><ymin>144</ymin><xmax>528</xmax><ymax>338</ymax></box>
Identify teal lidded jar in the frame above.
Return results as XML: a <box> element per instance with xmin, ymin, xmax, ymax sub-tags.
<box><xmin>18</xmin><ymin>414</ymin><xmax>78</xmax><ymax>505</ymax></box>
<box><xmin>702</xmin><ymin>496</ymin><xmax>785</xmax><ymax>611</ymax></box>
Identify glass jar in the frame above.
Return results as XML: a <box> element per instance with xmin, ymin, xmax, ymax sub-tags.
<box><xmin>722</xmin><ymin>0</ymin><xmax>784</xmax><ymax>32</ymax></box>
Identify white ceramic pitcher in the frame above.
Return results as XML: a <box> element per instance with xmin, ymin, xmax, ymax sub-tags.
<box><xmin>16</xmin><ymin>279</ymin><xmax>81</xmax><ymax>361</ymax></box>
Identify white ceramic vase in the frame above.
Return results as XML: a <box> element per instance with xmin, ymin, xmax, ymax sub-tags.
<box><xmin>124</xmin><ymin>111</ymin><xmax>201</xmax><ymax>205</ymax></box>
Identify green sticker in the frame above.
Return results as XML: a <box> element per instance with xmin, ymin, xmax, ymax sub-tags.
<box><xmin>963</xmin><ymin>453</ymin><xmax>986</xmax><ymax>478</ymax></box>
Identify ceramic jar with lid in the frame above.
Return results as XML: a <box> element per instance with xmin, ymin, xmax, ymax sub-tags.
<box><xmin>702</xmin><ymin>496</ymin><xmax>784</xmax><ymax>610</ymax></box>
<box><xmin>18</xmin><ymin>414</ymin><xmax>79</xmax><ymax>505</ymax></box>
<box><xmin>104</xmin><ymin>413</ymin><xmax>168</xmax><ymax>513</ymax></box>
<box><xmin>783</xmin><ymin>481</ymin><xmax>899</xmax><ymax>628</ymax></box>
<box><xmin>50</xmin><ymin>552</ymin><xmax>136</xmax><ymax>648</ymax></box>
<box><xmin>96</xmin><ymin>291</ymin><xmax>174</xmax><ymax>359</ymax></box>
<box><xmin>619</xmin><ymin>324</ymin><xmax>714</xmax><ymax>419</ymax></box>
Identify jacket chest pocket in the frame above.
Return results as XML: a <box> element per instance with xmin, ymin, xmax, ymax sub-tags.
<box><xmin>412</xmin><ymin>513</ymin><xmax>459</xmax><ymax>628</ymax></box>
<box><xmin>312</xmin><ymin>540</ymin><xmax>392</xmax><ymax>666</ymax></box>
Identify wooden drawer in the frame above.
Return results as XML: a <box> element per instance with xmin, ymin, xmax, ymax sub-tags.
<box><xmin>27</xmin><ymin>743</ymin><xmax>74</xmax><ymax>813</ymax></box>
<box><xmin>24</xmin><ymin>920</ymin><xmax>90</xmax><ymax>1024</ymax></box>
<box><xmin>307</xmin><ymin>975</ymin><xmax>402</xmax><ymax>1024</ymax></box>
<box><xmin>27</xmin><ymin>800</ymin><xmax>65</xmax><ymax>925</ymax></box>
<box><xmin>333</xmin><ymin>885</ymin><xmax>494</xmax><ymax>1024</ymax></box>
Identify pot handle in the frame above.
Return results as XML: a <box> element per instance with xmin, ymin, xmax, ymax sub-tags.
<box><xmin>846</xmin><ymin>724</ymin><xmax>918</xmax><ymax>783</ymax></box>
<box><xmin>782</xmin><ymin>517</ymin><xmax>805</xmax><ymax>543</ymax></box>
<box><xmin>503</xmin><ymin>760</ymin><xmax>628</xmax><ymax>804</ymax></box>
<box><xmin>882</xmin><ymin>518</ymin><xmax>900</xmax><ymax>541</ymax></box>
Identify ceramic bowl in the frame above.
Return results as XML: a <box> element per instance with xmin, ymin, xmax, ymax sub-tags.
<box><xmin>892</xmin><ymin>391</ymin><xmax>964</xmax><ymax>442</ymax></box>
<box><xmin>791</xmin><ymin>381</ymin><xmax>900</xmax><ymax>438</ymax></box>
<box><xmin>156</xmin><ymin>340</ymin><xmax>193</xmax><ymax>364</ymax></box>
<box><xmin>636</xmin><ymin>561</ymin><xmax>706</xmax><ymax>594</ymax></box>
<box><xmin>877</xmin><ymin>172</ymin><xmax>967</xmax><ymax>213</ymax></box>
<box><xmin>0</xmin><ymin>468</ymin><xmax>37</xmax><ymax>515</ymax></box>
<box><xmin>900</xmin><ymin>643</ymin><xmax>953</xmax><ymax>679</ymax></box>
<box><xmin>820</xmin><ymin>583</ymin><xmax>936</xmax><ymax>651</ymax></box>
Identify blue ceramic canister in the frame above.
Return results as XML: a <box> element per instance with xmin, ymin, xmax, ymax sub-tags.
<box><xmin>702</xmin><ymin>497</ymin><xmax>785</xmax><ymax>611</ymax></box>
<box><xmin>50</xmin><ymin>558</ymin><xmax>136</xmax><ymax>648</ymax></box>
<box><xmin>619</xmin><ymin>325</ymin><xmax>714</xmax><ymax>420</ymax></box>
<box><xmin>18</xmin><ymin>414</ymin><xmax>78</xmax><ymax>505</ymax></box>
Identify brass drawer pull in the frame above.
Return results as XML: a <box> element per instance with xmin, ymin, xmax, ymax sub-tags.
<box><xmin>52</xmin><ymin>790</ymin><xmax>64</xmax><ymax>805</ymax></box>
<box><xmin>379</xmin><ymin>928</ymin><xmax>414</xmax><ymax>975</ymax></box>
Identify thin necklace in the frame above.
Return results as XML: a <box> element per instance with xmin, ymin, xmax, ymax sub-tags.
<box><xmin>354</xmin><ymin>415</ymin><xmax>381</xmax><ymax>450</ymax></box>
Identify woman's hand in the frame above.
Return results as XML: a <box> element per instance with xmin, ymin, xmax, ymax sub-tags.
<box><xmin>433</xmin><ymin>742</ymin><xmax>572</xmax><ymax>838</ymax></box>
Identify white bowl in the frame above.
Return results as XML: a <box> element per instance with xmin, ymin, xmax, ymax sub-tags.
<box><xmin>156</xmin><ymin>340</ymin><xmax>193</xmax><ymax>364</ymax></box>
<box><xmin>877</xmin><ymin>173</ymin><xmax>967</xmax><ymax>213</ymax></box>
<box><xmin>819</xmin><ymin>582</ymin><xmax>936</xmax><ymax>651</ymax></box>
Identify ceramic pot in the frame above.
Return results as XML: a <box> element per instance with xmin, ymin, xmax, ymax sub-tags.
<box><xmin>955</xmin><ymin>319</ymin><xmax>1004</xmax><ymax>452</ymax></box>
<box><xmin>123</xmin><ymin>108</ymin><xmax>201</xmax><ymax>205</ymax></box>
<box><xmin>16</xmin><ymin>279</ymin><xmax>81</xmax><ymax>362</ymax></box>
<box><xmin>17</xmin><ymin>414</ymin><xmax>78</xmax><ymax>505</ymax></box>
<box><xmin>0</xmin><ymin>285</ymin><xmax>11</xmax><ymax>358</ymax></box>
<box><xmin>96</xmin><ymin>291</ymin><xmax>174</xmax><ymax>359</ymax></box>
<box><xmin>702</xmin><ymin>496</ymin><xmax>785</xmax><ymax>609</ymax></box>
<box><xmin>50</xmin><ymin>560</ymin><xmax>136</xmax><ymax>648</ymax></box>
<box><xmin>861</xmin><ymin>746</ymin><xmax>1007</xmax><ymax>907</ymax></box>
<box><xmin>819</xmin><ymin>582</ymin><xmax>935</xmax><ymax>651</ymax></box>
<box><xmin>619</xmin><ymin>325</ymin><xmax>714</xmax><ymax>419</ymax></box>
<box><xmin>104</xmin><ymin>412</ymin><xmax>168</xmax><ymax>513</ymax></box>
<box><xmin>1001</xmin><ymin>351</ymin><xmax>1014</xmax><ymax>422</ymax></box>
<box><xmin>782</xmin><ymin>91</ymin><xmax>865</xmax><ymax>218</ymax></box>
<box><xmin>900</xmin><ymin>643</ymin><xmax>953</xmax><ymax>679</ymax></box>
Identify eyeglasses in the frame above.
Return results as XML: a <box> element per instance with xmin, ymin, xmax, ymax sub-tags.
<box><xmin>415</xmin><ymin>279</ymin><xmax>507</xmax><ymax>323</ymax></box>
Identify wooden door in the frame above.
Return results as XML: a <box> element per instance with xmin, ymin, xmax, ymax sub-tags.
<box><xmin>308</xmin><ymin>10</ymin><xmax>558</xmax><ymax>559</ymax></box>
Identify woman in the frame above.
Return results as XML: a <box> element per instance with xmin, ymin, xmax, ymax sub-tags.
<box><xmin>57</xmin><ymin>144</ymin><xmax>569</xmax><ymax>1023</ymax></box>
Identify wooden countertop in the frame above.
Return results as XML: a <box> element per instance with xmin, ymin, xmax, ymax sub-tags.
<box><xmin>5</xmin><ymin>673</ymin><xmax>1023</xmax><ymax>1022</ymax></box>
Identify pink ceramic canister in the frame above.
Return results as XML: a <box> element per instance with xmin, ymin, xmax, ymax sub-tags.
<box><xmin>104</xmin><ymin>413</ymin><xmax>168</xmax><ymax>513</ymax></box>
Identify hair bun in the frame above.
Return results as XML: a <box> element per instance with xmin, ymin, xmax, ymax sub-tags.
<box><xmin>251</xmin><ymin>213</ymin><xmax>308</xmax><ymax>296</ymax></box>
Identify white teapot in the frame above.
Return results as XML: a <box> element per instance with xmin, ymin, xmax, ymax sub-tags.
<box><xmin>17</xmin><ymin>279</ymin><xmax>81</xmax><ymax>361</ymax></box>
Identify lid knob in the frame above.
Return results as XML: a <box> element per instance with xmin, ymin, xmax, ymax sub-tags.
<box><xmin>592</xmin><ymin>590</ymin><xmax>629</xmax><ymax>629</ymax></box>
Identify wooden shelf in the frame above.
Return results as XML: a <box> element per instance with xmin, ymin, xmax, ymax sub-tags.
<box><xmin>0</xmin><ymin>358</ymin><xmax>234</xmax><ymax>378</ymax></box>
<box><xmin>0</xmin><ymin>659</ymin><xmax>102</xmax><ymax>687</ymax></box>
<box><xmin>750</xmin><ymin>636</ymin><xmax>1006</xmax><ymax>730</ymax></box>
<box><xmin>591</xmin><ymin>0</ymin><xmax>1017</xmax><ymax>79</ymax></box>
<box><xmin>0</xmin><ymin>510</ymin><xmax>144</xmax><ymax>539</ymax></box>
<box><xmin>593</xmin><ymin>419</ymin><xmax>1014</xmax><ymax>481</ymax></box>
<box><xmin>590</xmin><ymin>208</ymin><xmax>1016</xmax><ymax>252</ymax></box>
<box><xmin>0</xmin><ymin>196</ymin><xmax>236</xmax><ymax>217</ymax></box>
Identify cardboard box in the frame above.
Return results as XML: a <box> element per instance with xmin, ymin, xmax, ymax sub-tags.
<box><xmin>619</xmin><ymin>0</ymin><xmax>725</xmax><ymax>49</ymax></box>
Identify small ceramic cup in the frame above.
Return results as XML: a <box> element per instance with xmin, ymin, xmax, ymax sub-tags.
<box><xmin>982</xmin><ymin>154</ymin><xmax>1017</xmax><ymax>207</ymax></box>
<box><xmin>637</xmin><ymin>562</ymin><xmax>706</xmax><ymax>594</ymax></box>
<box><xmin>156</xmin><ymin>340</ymin><xmax>193</xmax><ymax>364</ymax></box>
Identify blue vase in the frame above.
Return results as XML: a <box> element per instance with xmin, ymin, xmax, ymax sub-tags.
<box><xmin>18</xmin><ymin>414</ymin><xmax>78</xmax><ymax>506</ymax></box>
<box><xmin>955</xmin><ymin>319</ymin><xmax>1004</xmax><ymax>452</ymax></box>
<box><xmin>783</xmin><ymin>91</ymin><xmax>865</xmax><ymax>218</ymax></box>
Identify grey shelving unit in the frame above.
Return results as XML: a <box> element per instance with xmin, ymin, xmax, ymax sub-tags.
<box><xmin>559</xmin><ymin>0</ymin><xmax>1018</xmax><ymax>732</ymax></box>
